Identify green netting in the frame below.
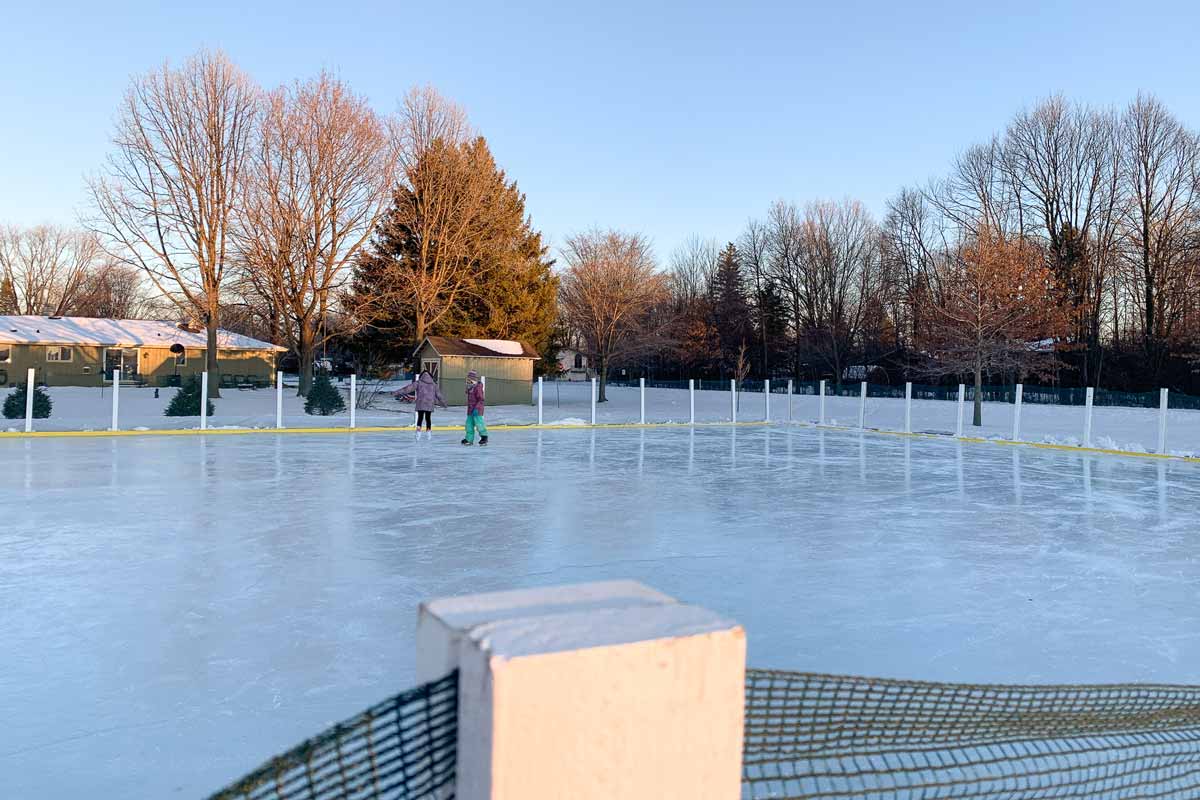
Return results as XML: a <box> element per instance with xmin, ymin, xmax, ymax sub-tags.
<box><xmin>206</xmin><ymin>671</ymin><xmax>457</xmax><ymax>800</ymax></box>
<box><xmin>743</xmin><ymin>668</ymin><xmax>1200</xmax><ymax>799</ymax></box>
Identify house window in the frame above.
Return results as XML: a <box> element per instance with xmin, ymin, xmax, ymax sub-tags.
<box><xmin>574</xmin><ymin>353</ymin><xmax>583</xmax><ymax>369</ymax></box>
<box><xmin>46</xmin><ymin>346</ymin><xmax>73</xmax><ymax>362</ymax></box>
<box><xmin>0</xmin><ymin>346</ymin><xmax>9</xmax><ymax>364</ymax></box>
<box><xmin>422</xmin><ymin>360</ymin><xmax>439</xmax><ymax>379</ymax></box>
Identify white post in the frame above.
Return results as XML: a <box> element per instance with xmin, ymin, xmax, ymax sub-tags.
<box><xmin>730</xmin><ymin>379</ymin><xmax>737</xmax><ymax>424</ymax></box>
<box><xmin>200</xmin><ymin>371</ymin><xmax>208</xmax><ymax>430</ymax></box>
<box><xmin>416</xmin><ymin>580</ymin><xmax>746</xmax><ymax>800</ymax></box>
<box><xmin>956</xmin><ymin>384</ymin><xmax>965</xmax><ymax>438</ymax></box>
<box><xmin>276</xmin><ymin>371</ymin><xmax>284</xmax><ymax>429</ymax></box>
<box><xmin>858</xmin><ymin>381</ymin><xmax>867</xmax><ymax>429</ymax></box>
<box><xmin>819</xmin><ymin>379</ymin><xmax>826</xmax><ymax>425</ymax></box>
<box><xmin>1012</xmin><ymin>383</ymin><xmax>1024</xmax><ymax>441</ymax></box>
<box><xmin>786</xmin><ymin>379</ymin><xmax>793</xmax><ymax>422</ymax></box>
<box><xmin>590</xmin><ymin>377</ymin><xmax>597</xmax><ymax>426</ymax></box>
<box><xmin>764</xmin><ymin>379</ymin><xmax>770</xmax><ymax>422</ymax></box>
<box><xmin>24</xmin><ymin>367</ymin><xmax>34</xmax><ymax>433</ymax></box>
<box><xmin>1083</xmin><ymin>387</ymin><xmax>1094</xmax><ymax>448</ymax></box>
<box><xmin>904</xmin><ymin>382</ymin><xmax>912</xmax><ymax>434</ymax></box>
<box><xmin>689</xmin><ymin>379</ymin><xmax>695</xmax><ymax>425</ymax></box>
<box><xmin>110</xmin><ymin>368</ymin><xmax>121</xmax><ymax>431</ymax></box>
<box><xmin>537</xmin><ymin>376</ymin><xmax>544</xmax><ymax>425</ymax></box>
<box><xmin>350</xmin><ymin>373</ymin><xmax>357</xmax><ymax>429</ymax></box>
<box><xmin>1158</xmin><ymin>387</ymin><xmax>1169</xmax><ymax>454</ymax></box>
<box><xmin>639</xmin><ymin>377</ymin><xmax>645</xmax><ymax>425</ymax></box>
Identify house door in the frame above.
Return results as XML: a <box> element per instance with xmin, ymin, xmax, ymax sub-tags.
<box><xmin>105</xmin><ymin>349</ymin><xmax>138</xmax><ymax>381</ymax></box>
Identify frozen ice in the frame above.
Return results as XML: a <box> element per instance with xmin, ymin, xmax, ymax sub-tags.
<box><xmin>2</xmin><ymin>425</ymin><xmax>1200</xmax><ymax>798</ymax></box>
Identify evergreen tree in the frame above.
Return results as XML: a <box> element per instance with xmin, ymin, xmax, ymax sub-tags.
<box><xmin>305</xmin><ymin>371</ymin><xmax>346</xmax><ymax>415</ymax></box>
<box><xmin>351</xmin><ymin>136</ymin><xmax>556</xmax><ymax>360</ymax></box>
<box><xmin>164</xmin><ymin>376</ymin><xmax>216</xmax><ymax>417</ymax></box>
<box><xmin>3</xmin><ymin>383</ymin><xmax>52</xmax><ymax>419</ymax></box>
<box><xmin>708</xmin><ymin>243</ymin><xmax>753</xmax><ymax>377</ymax></box>
<box><xmin>755</xmin><ymin>278</ymin><xmax>791</xmax><ymax>376</ymax></box>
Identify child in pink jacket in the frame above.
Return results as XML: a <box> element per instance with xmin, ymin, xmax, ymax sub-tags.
<box><xmin>461</xmin><ymin>370</ymin><xmax>488</xmax><ymax>446</ymax></box>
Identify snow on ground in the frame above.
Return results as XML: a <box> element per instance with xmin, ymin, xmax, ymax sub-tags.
<box><xmin>12</xmin><ymin>379</ymin><xmax>1200</xmax><ymax>457</ymax></box>
<box><xmin>3</xmin><ymin>425</ymin><xmax>1200</xmax><ymax>797</ymax></box>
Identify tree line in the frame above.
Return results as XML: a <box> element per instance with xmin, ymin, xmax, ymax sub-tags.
<box><xmin>559</xmin><ymin>94</ymin><xmax>1200</xmax><ymax>415</ymax></box>
<box><xmin>3</xmin><ymin>50</ymin><xmax>557</xmax><ymax>397</ymax></box>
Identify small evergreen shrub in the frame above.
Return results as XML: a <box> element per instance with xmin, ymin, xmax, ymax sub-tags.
<box><xmin>165</xmin><ymin>375</ymin><xmax>216</xmax><ymax>417</ymax></box>
<box><xmin>3</xmin><ymin>384</ymin><xmax>52</xmax><ymax>419</ymax></box>
<box><xmin>305</xmin><ymin>372</ymin><xmax>346</xmax><ymax>415</ymax></box>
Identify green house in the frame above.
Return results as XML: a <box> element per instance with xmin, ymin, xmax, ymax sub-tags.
<box><xmin>414</xmin><ymin>337</ymin><xmax>538</xmax><ymax>407</ymax></box>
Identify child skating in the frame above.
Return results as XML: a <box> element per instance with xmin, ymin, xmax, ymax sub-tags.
<box><xmin>398</xmin><ymin>369</ymin><xmax>447</xmax><ymax>438</ymax></box>
<box><xmin>462</xmin><ymin>370</ymin><xmax>488</xmax><ymax>446</ymax></box>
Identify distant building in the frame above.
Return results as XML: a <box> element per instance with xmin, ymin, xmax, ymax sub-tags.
<box><xmin>556</xmin><ymin>348</ymin><xmax>592</xmax><ymax>381</ymax></box>
<box><xmin>0</xmin><ymin>315</ymin><xmax>285</xmax><ymax>388</ymax></box>
<box><xmin>413</xmin><ymin>336</ymin><xmax>539</xmax><ymax>406</ymax></box>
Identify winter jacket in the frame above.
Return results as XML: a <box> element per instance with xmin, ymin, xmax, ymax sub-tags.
<box><xmin>466</xmin><ymin>381</ymin><xmax>485</xmax><ymax>415</ymax></box>
<box><xmin>401</xmin><ymin>372</ymin><xmax>447</xmax><ymax>412</ymax></box>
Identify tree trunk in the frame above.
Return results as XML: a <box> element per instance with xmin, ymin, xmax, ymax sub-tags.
<box><xmin>598</xmin><ymin>354</ymin><xmax>608</xmax><ymax>403</ymax></box>
<box><xmin>206</xmin><ymin>312</ymin><xmax>221</xmax><ymax>398</ymax></box>
<box><xmin>973</xmin><ymin>361</ymin><xmax>983</xmax><ymax>427</ymax></box>
<box><xmin>297</xmin><ymin>323</ymin><xmax>315</xmax><ymax>397</ymax></box>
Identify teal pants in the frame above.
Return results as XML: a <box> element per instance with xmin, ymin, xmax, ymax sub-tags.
<box><xmin>465</xmin><ymin>412</ymin><xmax>488</xmax><ymax>442</ymax></box>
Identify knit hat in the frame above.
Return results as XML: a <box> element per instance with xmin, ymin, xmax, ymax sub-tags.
<box><xmin>466</xmin><ymin>370</ymin><xmax>480</xmax><ymax>382</ymax></box>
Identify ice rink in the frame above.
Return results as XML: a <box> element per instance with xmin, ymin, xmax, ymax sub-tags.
<box><xmin>4</xmin><ymin>425</ymin><xmax>1200</xmax><ymax>798</ymax></box>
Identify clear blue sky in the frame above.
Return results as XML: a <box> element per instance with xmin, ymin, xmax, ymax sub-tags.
<box><xmin>3</xmin><ymin>0</ymin><xmax>1200</xmax><ymax>262</ymax></box>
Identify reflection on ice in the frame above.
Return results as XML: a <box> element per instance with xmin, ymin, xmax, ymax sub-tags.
<box><xmin>3</xmin><ymin>425</ymin><xmax>1200</xmax><ymax>799</ymax></box>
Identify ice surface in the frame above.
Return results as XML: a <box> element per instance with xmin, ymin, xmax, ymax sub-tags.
<box><xmin>3</xmin><ymin>425</ymin><xmax>1200</xmax><ymax>798</ymax></box>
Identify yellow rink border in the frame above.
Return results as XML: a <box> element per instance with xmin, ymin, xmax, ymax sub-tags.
<box><xmin>2</xmin><ymin>418</ymin><xmax>1198</xmax><ymax>465</ymax></box>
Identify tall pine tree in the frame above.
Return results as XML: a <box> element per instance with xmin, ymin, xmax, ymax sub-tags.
<box><xmin>708</xmin><ymin>243</ymin><xmax>753</xmax><ymax>378</ymax></box>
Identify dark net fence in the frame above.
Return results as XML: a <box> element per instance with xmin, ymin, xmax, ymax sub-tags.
<box><xmin>206</xmin><ymin>671</ymin><xmax>457</xmax><ymax>800</ymax></box>
<box><xmin>743</xmin><ymin>668</ymin><xmax>1200</xmax><ymax>799</ymax></box>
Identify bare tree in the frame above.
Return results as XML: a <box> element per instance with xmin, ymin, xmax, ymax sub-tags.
<box><xmin>559</xmin><ymin>229</ymin><xmax>666</xmax><ymax>401</ymax></box>
<box><xmin>740</xmin><ymin>218</ymin><xmax>773</xmax><ymax>376</ymax></box>
<box><xmin>917</xmin><ymin>229</ymin><xmax>1069</xmax><ymax>426</ymax></box>
<box><xmin>237</xmin><ymin>72</ymin><xmax>396</xmax><ymax>395</ymax></box>
<box><xmin>89</xmin><ymin>50</ymin><xmax>259</xmax><ymax>396</ymax></box>
<box><xmin>0</xmin><ymin>225</ymin><xmax>101</xmax><ymax>315</ymax></box>
<box><xmin>1118</xmin><ymin>94</ymin><xmax>1200</xmax><ymax>372</ymax></box>
<box><xmin>666</xmin><ymin>235</ymin><xmax>717</xmax><ymax>306</ymax></box>
<box><xmin>72</xmin><ymin>261</ymin><xmax>158</xmax><ymax>318</ymax></box>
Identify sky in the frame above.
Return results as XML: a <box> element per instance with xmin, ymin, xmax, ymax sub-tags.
<box><xmin>3</xmin><ymin>0</ymin><xmax>1200</xmax><ymax>264</ymax></box>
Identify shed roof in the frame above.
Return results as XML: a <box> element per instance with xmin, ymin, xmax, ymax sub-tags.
<box><xmin>0</xmin><ymin>315</ymin><xmax>286</xmax><ymax>351</ymax></box>
<box><xmin>418</xmin><ymin>336</ymin><xmax>540</xmax><ymax>359</ymax></box>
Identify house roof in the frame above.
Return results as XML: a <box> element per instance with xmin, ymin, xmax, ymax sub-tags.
<box><xmin>0</xmin><ymin>316</ymin><xmax>287</xmax><ymax>351</ymax></box>
<box><xmin>417</xmin><ymin>336</ymin><xmax>540</xmax><ymax>359</ymax></box>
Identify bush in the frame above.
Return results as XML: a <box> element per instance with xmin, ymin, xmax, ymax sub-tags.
<box><xmin>3</xmin><ymin>384</ymin><xmax>52</xmax><ymax>419</ymax></box>
<box><xmin>305</xmin><ymin>372</ymin><xmax>346</xmax><ymax>415</ymax></box>
<box><xmin>165</xmin><ymin>375</ymin><xmax>216</xmax><ymax>417</ymax></box>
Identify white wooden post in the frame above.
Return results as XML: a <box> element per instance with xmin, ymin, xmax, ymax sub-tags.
<box><xmin>276</xmin><ymin>371</ymin><xmax>284</xmax><ymax>429</ymax></box>
<box><xmin>350</xmin><ymin>373</ymin><xmax>357</xmax><ymax>429</ymax></box>
<box><xmin>955</xmin><ymin>384</ymin><xmax>965</xmax><ymax>438</ymax></box>
<box><xmin>200</xmin><ymin>371</ymin><xmax>208</xmax><ymax>430</ymax></box>
<box><xmin>730</xmin><ymin>379</ymin><xmax>737</xmax><ymax>424</ymax></box>
<box><xmin>416</xmin><ymin>580</ymin><xmax>746</xmax><ymax>800</ymax></box>
<box><xmin>764</xmin><ymin>379</ymin><xmax>770</xmax><ymax>422</ymax></box>
<box><xmin>904</xmin><ymin>382</ymin><xmax>912</xmax><ymax>434</ymax></box>
<box><xmin>590</xmin><ymin>377</ymin><xmax>597</xmax><ymax>426</ymax></box>
<box><xmin>24</xmin><ymin>367</ymin><xmax>34</xmax><ymax>432</ymax></box>
<box><xmin>1012</xmin><ymin>383</ymin><xmax>1024</xmax><ymax>441</ymax></box>
<box><xmin>858</xmin><ymin>381</ymin><xmax>867</xmax><ymax>429</ymax></box>
<box><xmin>639</xmin><ymin>377</ymin><xmax>645</xmax><ymax>424</ymax></box>
<box><xmin>819</xmin><ymin>379</ymin><xmax>826</xmax><ymax>425</ymax></box>
<box><xmin>689</xmin><ymin>379</ymin><xmax>695</xmax><ymax>425</ymax></box>
<box><xmin>111</xmin><ymin>368</ymin><xmax>120</xmax><ymax>431</ymax></box>
<box><xmin>786</xmin><ymin>379</ymin><xmax>793</xmax><ymax>422</ymax></box>
<box><xmin>1083</xmin><ymin>387</ymin><xmax>1093</xmax><ymax>448</ymax></box>
<box><xmin>537</xmin><ymin>376</ymin><xmax>544</xmax><ymax>425</ymax></box>
<box><xmin>1158</xmin><ymin>388</ymin><xmax>1169</xmax><ymax>454</ymax></box>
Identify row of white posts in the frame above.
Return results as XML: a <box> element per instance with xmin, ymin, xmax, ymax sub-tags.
<box><xmin>18</xmin><ymin>369</ymin><xmax>363</xmax><ymax>433</ymax></box>
<box><xmin>529</xmin><ymin>376</ymin><xmax>1176</xmax><ymax>455</ymax></box>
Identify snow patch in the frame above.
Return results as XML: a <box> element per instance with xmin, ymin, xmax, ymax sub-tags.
<box><xmin>464</xmin><ymin>338</ymin><xmax>525</xmax><ymax>356</ymax></box>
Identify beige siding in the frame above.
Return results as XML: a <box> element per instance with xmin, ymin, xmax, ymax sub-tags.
<box><xmin>415</xmin><ymin>340</ymin><xmax>535</xmax><ymax>406</ymax></box>
<box><xmin>0</xmin><ymin>344</ymin><xmax>104</xmax><ymax>387</ymax></box>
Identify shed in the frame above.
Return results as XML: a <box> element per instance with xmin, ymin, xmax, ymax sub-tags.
<box><xmin>414</xmin><ymin>337</ymin><xmax>539</xmax><ymax>406</ymax></box>
<box><xmin>0</xmin><ymin>315</ymin><xmax>286</xmax><ymax>388</ymax></box>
